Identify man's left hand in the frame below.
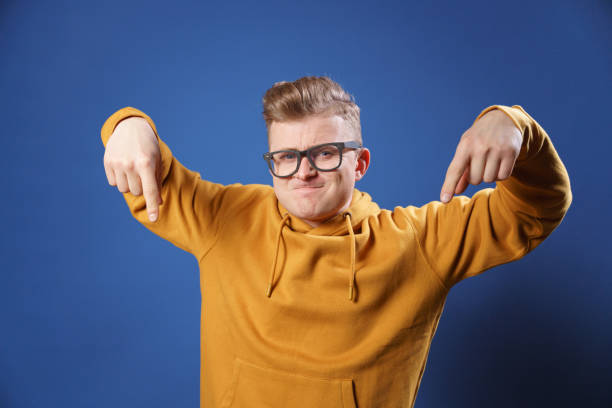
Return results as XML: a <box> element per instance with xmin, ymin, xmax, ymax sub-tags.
<box><xmin>440</xmin><ymin>108</ymin><xmax>523</xmax><ymax>203</ymax></box>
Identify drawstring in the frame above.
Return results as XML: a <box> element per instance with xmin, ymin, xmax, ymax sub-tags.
<box><xmin>266</xmin><ymin>213</ymin><xmax>290</xmax><ymax>297</ymax></box>
<box><xmin>344</xmin><ymin>212</ymin><xmax>356</xmax><ymax>302</ymax></box>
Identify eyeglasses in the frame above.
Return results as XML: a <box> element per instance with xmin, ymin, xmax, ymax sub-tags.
<box><xmin>263</xmin><ymin>141</ymin><xmax>362</xmax><ymax>178</ymax></box>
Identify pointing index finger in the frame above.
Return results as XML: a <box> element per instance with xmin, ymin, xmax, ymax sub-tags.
<box><xmin>139</xmin><ymin>165</ymin><xmax>162</xmax><ymax>222</ymax></box>
<box><xmin>441</xmin><ymin>151</ymin><xmax>469</xmax><ymax>203</ymax></box>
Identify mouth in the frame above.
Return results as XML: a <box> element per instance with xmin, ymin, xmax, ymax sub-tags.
<box><xmin>292</xmin><ymin>185</ymin><xmax>323</xmax><ymax>191</ymax></box>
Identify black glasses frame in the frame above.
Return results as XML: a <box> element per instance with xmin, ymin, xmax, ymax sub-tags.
<box><xmin>263</xmin><ymin>141</ymin><xmax>362</xmax><ymax>178</ymax></box>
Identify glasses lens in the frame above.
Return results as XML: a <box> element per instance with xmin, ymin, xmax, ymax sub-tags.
<box><xmin>309</xmin><ymin>144</ymin><xmax>341</xmax><ymax>170</ymax></box>
<box><xmin>269</xmin><ymin>151</ymin><xmax>298</xmax><ymax>177</ymax></box>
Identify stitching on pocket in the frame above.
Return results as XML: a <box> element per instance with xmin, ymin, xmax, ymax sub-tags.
<box><xmin>237</xmin><ymin>357</ymin><xmax>352</xmax><ymax>382</ymax></box>
<box><xmin>227</xmin><ymin>357</ymin><xmax>357</xmax><ymax>408</ymax></box>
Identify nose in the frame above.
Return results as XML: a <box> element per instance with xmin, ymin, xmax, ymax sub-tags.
<box><xmin>295</xmin><ymin>155</ymin><xmax>317</xmax><ymax>179</ymax></box>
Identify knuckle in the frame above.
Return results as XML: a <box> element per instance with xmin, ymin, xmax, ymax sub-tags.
<box><xmin>144</xmin><ymin>194</ymin><xmax>158</xmax><ymax>207</ymax></box>
<box><xmin>123</xmin><ymin>160</ymin><xmax>135</xmax><ymax>171</ymax></box>
<box><xmin>455</xmin><ymin>140</ymin><xmax>466</xmax><ymax>154</ymax></box>
<box><xmin>135</xmin><ymin>155</ymin><xmax>153</xmax><ymax>169</ymax></box>
<box><xmin>114</xmin><ymin>158</ymin><xmax>125</xmax><ymax>169</ymax></box>
<box><xmin>106</xmin><ymin>157</ymin><xmax>119</xmax><ymax>169</ymax></box>
<box><xmin>117</xmin><ymin>159</ymin><xmax>134</xmax><ymax>171</ymax></box>
<box><xmin>143</xmin><ymin>186</ymin><xmax>158</xmax><ymax>197</ymax></box>
<box><xmin>444</xmin><ymin>169</ymin><xmax>459</xmax><ymax>185</ymax></box>
<box><xmin>460</xmin><ymin>131</ymin><xmax>476</xmax><ymax>146</ymax></box>
<box><xmin>473</xmin><ymin>142</ymin><xmax>488</xmax><ymax>155</ymax></box>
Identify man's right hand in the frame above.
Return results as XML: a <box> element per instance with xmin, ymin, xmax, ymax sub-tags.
<box><xmin>103</xmin><ymin>116</ymin><xmax>163</xmax><ymax>222</ymax></box>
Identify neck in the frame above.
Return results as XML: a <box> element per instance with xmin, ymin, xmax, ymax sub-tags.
<box><xmin>299</xmin><ymin>198</ymin><xmax>352</xmax><ymax>228</ymax></box>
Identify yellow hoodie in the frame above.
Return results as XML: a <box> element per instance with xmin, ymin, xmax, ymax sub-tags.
<box><xmin>101</xmin><ymin>105</ymin><xmax>572</xmax><ymax>408</ymax></box>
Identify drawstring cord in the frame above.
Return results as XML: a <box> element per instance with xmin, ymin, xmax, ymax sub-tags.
<box><xmin>266</xmin><ymin>213</ymin><xmax>290</xmax><ymax>297</ymax></box>
<box><xmin>344</xmin><ymin>212</ymin><xmax>356</xmax><ymax>302</ymax></box>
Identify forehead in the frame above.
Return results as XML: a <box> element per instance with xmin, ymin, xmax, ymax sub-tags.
<box><xmin>268</xmin><ymin>115</ymin><xmax>351</xmax><ymax>150</ymax></box>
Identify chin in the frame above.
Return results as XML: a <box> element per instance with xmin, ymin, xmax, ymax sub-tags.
<box><xmin>293</xmin><ymin>203</ymin><xmax>326</xmax><ymax>221</ymax></box>
<box><xmin>284</xmin><ymin>199</ymin><xmax>330</xmax><ymax>223</ymax></box>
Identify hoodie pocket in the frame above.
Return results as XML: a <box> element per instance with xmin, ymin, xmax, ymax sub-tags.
<box><xmin>220</xmin><ymin>357</ymin><xmax>357</xmax><ymax>408</ymax></box>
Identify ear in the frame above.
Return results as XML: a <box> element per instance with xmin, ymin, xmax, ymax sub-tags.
<box><xmin>354</xmin><ymin>147</ymin><xmax>370</xmax><ymax>181</ymax></box>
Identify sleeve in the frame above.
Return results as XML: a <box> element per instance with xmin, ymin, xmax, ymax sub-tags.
<box><xmin>100</xmin><ymin>106</ymin><xmax>246</xmax><ymax>260</ymax></box>
<box><xmin>396</xmin><ymin>105</ymin><xmax>573</xmax><ymax>289</ymax></box>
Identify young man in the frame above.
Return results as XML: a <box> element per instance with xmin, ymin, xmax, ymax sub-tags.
<box><xmin>101</xmin><ymin>76</ymin><xmax>571</xmax><ymax>408</ymax></box>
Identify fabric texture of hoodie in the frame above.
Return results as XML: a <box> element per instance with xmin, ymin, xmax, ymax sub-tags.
<box><xmin>100</xmin><ymin>105</ymin><xmax>572</xmax><ymax>408</ymax></box>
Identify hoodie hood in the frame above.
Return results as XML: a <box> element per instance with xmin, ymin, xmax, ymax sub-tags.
<box><xmin>266</xmin><ymin>189</ymin><xmax>381</xmax><ymax>301</ymax></box>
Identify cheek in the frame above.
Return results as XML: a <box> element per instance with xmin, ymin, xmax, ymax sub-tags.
<box><xmin>319</xmin><ymin>172</ymin><xmax>351</xmax><ymax>205</ymax></box>
<box><xmin>272</xmin><ymin>179</ymin><xmax>288</xmax><ymax>197</ymax></box>
<box><xmin>331</xmin><ymin>167</ymin><xmax>353</xmax><ymax>190</ymax></box>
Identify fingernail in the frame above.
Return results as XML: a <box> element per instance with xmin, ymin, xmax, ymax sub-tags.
<box><xmin>441</xmin><ymin>193</ymin><xmax>450</xmax><ymax>203</ymax></box>
<box><xmin>149</xmin><ymin>213</ymin><xmax>157</xmax><ymax>222</ymax></box>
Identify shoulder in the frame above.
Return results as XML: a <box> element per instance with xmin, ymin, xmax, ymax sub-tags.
<box><xmin>217</xmin><ymin>183</ymin><xmax>276</xmax><ymax>214</ymax></box>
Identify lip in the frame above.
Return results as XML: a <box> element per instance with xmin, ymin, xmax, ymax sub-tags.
<box><xmin>292</xmin><ymin>185</ymin><xmax>323</xmax><ymax>191</ymax></box>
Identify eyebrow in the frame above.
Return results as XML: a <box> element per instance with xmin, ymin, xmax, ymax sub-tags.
<box><xmin>270</xmin><ymin>142</ymin><xmax>337</xmax><ymax>152</ymax></box>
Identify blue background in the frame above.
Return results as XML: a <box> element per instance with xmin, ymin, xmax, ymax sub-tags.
<box><xmin>1</xmin><ymin>0</ymin><xmax>611</xmax><ymax>407</ymax></box>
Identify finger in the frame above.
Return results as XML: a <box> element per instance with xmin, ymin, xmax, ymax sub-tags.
<box><xmin>115</xmin><ymin>170</ymin><xmax>129</xmax><ymax>193</ymax></box>
<box><xmin>498</xmin><ymin>156</ymin><xmax>516</xmax><ymax>180</ymax></box>
<box><xmin>155</xmin><ymin>160</ymin><xmax>164</xmax><ymax>205</ymax></box>
<box><xmin>126</xmin><ymin>168</ymin><xmax>143</xmax><ymax>196</ymax></box>
<box><xmin>139</xmin><ymin>164</ymin><xmax>162</xmax><ymax>222</ymax></box>
<box><xmin>441</xmin><ymin>151</ymin><xmax>469</xmax><ymax>203</ymax></box>
<box><xmin>483</xmin><ymin>155</ymin><xmax>501</xmax><ymax>183</ymax></box>
<box><xmin>104</xmin><ymin>160</ymin><xmax>117</xmax><ymax>186</ymax></box>
<box><xmin>455</xmin><ymin>167</ymin><xmax>469</xmax><ymax>195</ymax></box>
<box><xmin>469</xmin><ymin>150</ymin><xmax>486</xmax><ymax>185</ymax></box>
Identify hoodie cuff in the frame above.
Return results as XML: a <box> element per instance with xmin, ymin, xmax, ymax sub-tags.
<box><xmin>100</xmin><ymin>106</ymin><xmax>173</xmax><ymax>185</ymax></box>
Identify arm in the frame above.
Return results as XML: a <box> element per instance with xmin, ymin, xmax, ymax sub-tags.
<box><xmin>397</xmin><ymin>105</ymin><xmax>572</xmax><ymax>288</ymax></box>
<box><xmin>101</xmin><ymin>107</ymin><xmax>238</xmax><ymax>259</ymax></box>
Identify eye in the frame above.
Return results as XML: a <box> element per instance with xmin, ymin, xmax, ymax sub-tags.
<box><xmin>313</xmin><ymin>146</ymin><xmax>337</xmax><ymax>158</ymax></box>
<box><xmin>279</xmin><ymin>152</ymin><xmax>296</xmax><ymax>160</ymax></box>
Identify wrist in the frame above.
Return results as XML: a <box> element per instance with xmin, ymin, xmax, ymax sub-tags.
<box><xmin>115</xmin><ymin>116</ymin><xmax>158</xmax><ymax>144</ymax></box>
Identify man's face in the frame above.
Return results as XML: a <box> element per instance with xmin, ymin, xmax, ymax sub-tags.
<box><xmin>268</xmin><ymin>114</ymin><xmax>370</xmax><ymax>227</ymax></box>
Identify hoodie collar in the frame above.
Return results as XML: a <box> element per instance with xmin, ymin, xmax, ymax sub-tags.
<box><xmin>267</xmin><ymin>189</ymin><xmax>381</xmax><ymax>302</ymax></box>
<box><xmin>275</xmin><ymin>189</ymin><xmax>380</xmax><ymax>236</ymax></box>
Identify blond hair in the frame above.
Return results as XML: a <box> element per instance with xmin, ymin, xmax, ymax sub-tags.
<box><xmin>262</xmin><ymin>76</ymin><xmax>362</xmax><ymax>143</ymax></box>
